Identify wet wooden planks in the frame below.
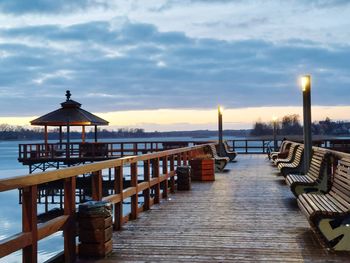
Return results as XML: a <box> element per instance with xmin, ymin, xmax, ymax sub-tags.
<box><xmin>79</xmin><ymin>155</ymin><xmax>350</xmax><ymax>262</ymax></box>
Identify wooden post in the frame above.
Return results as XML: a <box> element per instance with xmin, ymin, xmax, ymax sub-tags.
<box><xmin>130</xmin><ymin>162</ymin><xmax>138</xmax><ymax>220</ymax></box>
<box><xmin>59</xmin><ymin>126</ymin><xmax>63</xmax><ymax>147</ymax></box>
<box><xmin>133</xmin><ymin>143</ymin><xmax>137</xmax><ymax>155</ymax></box>
<box><xmin>94</xmin><ymin>125</ymin><xmax>98</xmax><ymax>142</ymax></box>
<box><xmin>91</xmin><ymin>170</ymin><xmax>103</xmax><ymax>201</ymax></box>
<box><xmin>114</xmin><ymin>166</ymin><xmax>123</xmax><ymax>230</ymax></box>
<box><xmin>44</xmin><ymin>125</ymin><xmax>48</xmax><ymax>156</ymax></box>
<box><xmin>22</xmin><ymin>186</ymin><xmax>38</xmax><ymax>263</ymax></box>
<box><xmin>170</xmin><ymin>155</ymin><xmax>175</xmax><ymax>193</ymax></box>
<box><xmin>162</xmin><ymin>156</ymin><xmax>168</xmax><ymax>198</ymax></box>
<box><xmin>66</xmin><ymin>122</ymin><xmax>70</xmax><ymax>158</ymax></box>
<box><xmin>81</xmin><ymin>126</ymin><xmax>85</xmax><ymax>143</ymax></box>
<box><xmin>152</xmin><ymin>158</ymin><xmax>160</xmax><ymax>204</ymax></box>
<box><xmin>63</xmin><ymin>177</ymin><xmax>76</xmax><ymax>263</ymax></box>
<box><xmin>143</xmin><ymin>160</ymin><xmax>151</xmax><ymax>211</ymax></box>
<box><xmin>177</xmin><ymin>153</ymin><xmax>181</xmax><ymax>167</ymax></box>
<box><xmin>183</xmin><ymin>152</ymin><xmax>188</xmax><ymax>166</ymax></box>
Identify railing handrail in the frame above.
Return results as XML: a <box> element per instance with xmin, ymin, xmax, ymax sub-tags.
<box><xmin>1</xmin><ymin>143</ymin><xmax>214</xmax><ymax>192</ymax></box>
<box><xmin>1</xmin><ymin>143</ymin><xmax>214</xmax><ymax>262</ymax></box>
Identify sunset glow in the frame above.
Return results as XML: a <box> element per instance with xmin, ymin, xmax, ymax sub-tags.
<box><xmin>1</xmin><ymin>106</ymin><xmax>349</xmax><ymax>131</ymax></box>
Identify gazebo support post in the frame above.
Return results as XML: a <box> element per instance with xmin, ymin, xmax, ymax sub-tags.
<box><xmin>44</xmin><ymin>125</ymin><xmax>48</xmax><ymax>156</ymax></box>
<box><xmin>82</xmin><ymin>126</ymin><xmax>85</xmax><ymax>143</ymax></box>
<box><xmin>67</xmin><ymin>122</ymin><xmax>70</xmax><ymax>158</ymax></box>
<box><xmin>94</xmin><ymin>125</ymin><xmax>98</xmax><ymax>142</ymax></box>
<box><xmin>59</xmin><ymin>126</ymin><xmax>63</xmax><ymax>149</ymax></box>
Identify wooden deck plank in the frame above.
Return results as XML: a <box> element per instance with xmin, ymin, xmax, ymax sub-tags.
<box><xmin>78</xmin><ymin>155</ymin><xmax>350</xmax><ymax>262</ymax></box>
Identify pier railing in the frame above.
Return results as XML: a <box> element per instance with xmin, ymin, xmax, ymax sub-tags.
<box><xmin>18</xmin><ymin>138</ymin><xmax>350</xmax><ymax>165</ymax></box>
<box><xmin>17</xmin><ymin>139</ymin><xmax>277</xmax><ymax>165</ymax></box>
<box><xmin>1</xmin><ymin>143</ymin><xmax>212</xmax><ymax>262</ymax></box>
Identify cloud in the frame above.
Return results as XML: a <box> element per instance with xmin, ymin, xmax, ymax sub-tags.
<box><xmin>0</xmin><ymin>0</ymin><xmax>107</xmax><ymax>14</ymax></box>
<box><xmin>307</xmin><ymin>0</ymin><xmax>350</xmax><ymax>8</ymax></box>
<box><xmin>0</xmin><ymin>18</ymin><xmax>349</xmax><ymax>119</ymax></box>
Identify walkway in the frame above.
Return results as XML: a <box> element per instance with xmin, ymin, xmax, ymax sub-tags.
<box><xmin>82</xmin><ymin>155</ymin><xmax>350</xmax><ymax>262</ymax></box>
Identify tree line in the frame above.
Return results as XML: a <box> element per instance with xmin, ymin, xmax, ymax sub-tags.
<box><xmin>0</xmin><ymin>124</ymin><xmax>146</xmax><ymax>140</ymax></box>
<box><xmin>250</xmin><ymin>115</ymin><xmax>350</xmax><ymax>136</ymax></box>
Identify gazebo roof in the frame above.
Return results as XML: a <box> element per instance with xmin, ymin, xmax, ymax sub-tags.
<box><xmin>31</xmin><ymin>90</ymin><xmax>109</xmax><ymax>126</ymax></box>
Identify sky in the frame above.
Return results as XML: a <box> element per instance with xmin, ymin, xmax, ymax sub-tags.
<box><xmin>0</xmin><ymin>0</ymin><xmax>349</xmax><ymax>131</ymax></box>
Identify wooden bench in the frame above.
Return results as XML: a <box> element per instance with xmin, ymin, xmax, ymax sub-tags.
<box><xmin>273</xmin><ymin>143</ymin><xmax>299</xmax><ymax>166</ymax></box>
<box><xmin>277</xmin><ymin>145</ymin><xmax>304</xmax><ymax>177</ymax></box>
<box><xmin>297</xmin><ymin>158</ymin><xmax>350</xmax><ymax>251</ymax></box>
<box><xmin>286</xmin><ymin>150</ymin><xmax>330</xmax><ymax>197</ymax></box>
<box><xmin>269</xmin><ymin>140</ymin><xmax>290</xmax><ymax>160</ymax></box>
<box><xmin>206</xmin><ymin>145</ymin><xmax>229</xmax><ymax>172</ymax></box>
<box><xmin>223</xmin><ymin>141</ymin><xmax>237</xmax><ymax>162</ymax></box>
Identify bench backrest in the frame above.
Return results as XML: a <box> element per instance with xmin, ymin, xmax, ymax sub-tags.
<box><xmin>280</xmin><ymin>143</ymin><xmax>299</xmax><ymax>162</ymax></box>
<box><xmin>223</xmin><ymin>141</ymin><xmax>233</xmax><ymax>152</ymax></box>
<box><xmin>209</xmin><ymin>144</ymin><xmax>221</xmax><ymax>158</ymax></box>
<box><xmin>279</xmin><ymin>141</ymin><xmax>289</xmax><ymax>152</ymax></box>
<box><xmin>291</xmin><ymin>145</ymin><xmax>304</xmax><ymax>165</ymax></box>
<box><xmin>329</xmin><ymin>158</ymin><xmax>350</xmax><ymax>205</ymax></box>
<box><xmin>307</xmin><ymin>150</ymin><xmax>329</xmax><ymax>181</ymax></box>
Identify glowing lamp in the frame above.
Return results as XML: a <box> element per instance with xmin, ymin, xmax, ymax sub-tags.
<box><xmin>301</xmin><ymin>75</ymin><xmax>311</xmax><ymax>92</ymax></box>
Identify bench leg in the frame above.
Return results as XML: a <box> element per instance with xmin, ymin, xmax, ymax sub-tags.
<box><xmin>293</xmin><ymin>172</ymin><xmax>328</xmax><ymax>196</ymax></box>
<box><xmin>215</xmin><ymin>160</ymin><xmax>225</xmax><ymax>172</ymax></box>
<box><xmin>318</xmin><ymin>217</ymin><xmax>350</xmax><ymax>251</ymax></box>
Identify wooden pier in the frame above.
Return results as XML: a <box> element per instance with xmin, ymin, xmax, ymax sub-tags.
<box><xmin>80</xmin><ymin>155</ymin><xmax>349</xmax><ymax>262</ymax></box>
<box><xmin>1</xmin><ymin>144</ymin><xmax>350</xmax><ymax>262</ymax></box>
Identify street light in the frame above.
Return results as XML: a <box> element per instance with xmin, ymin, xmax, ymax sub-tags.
<box><xmin>272</xmin><ymin>116</ymin><xmax>278</xmax><ymax>151</ymax></box>
<box><xmin>301</xmin><ymin>75</ymin><xmax>312</xmax><ymax>172</ymax></box>
<box><xmin>218</xmin><ymin>106</ymin><xmax>224</xmax><ymax>156</ymax></box>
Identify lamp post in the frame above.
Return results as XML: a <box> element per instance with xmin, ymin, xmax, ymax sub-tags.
<box><xmin>218</xmin><ymin>106</ymin><xmax>224</xmax><ymax>156</ymax></box>
<box><xmin>301</xmin><ymin>75</ymin><xmax>312</xmax><ymax>172</ymax></box>
<box><xmin>272</xmin><ymin>116</ymin><xmax>278</xmax><ymax>151</ymax></box>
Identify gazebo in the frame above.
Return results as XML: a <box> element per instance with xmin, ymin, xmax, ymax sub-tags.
<box><xmin>31</xmin><ymin>90</ymin><xmax>109</xmax><ymax>146</ymax></box>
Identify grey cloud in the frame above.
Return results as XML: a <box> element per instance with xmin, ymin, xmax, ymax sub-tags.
<box><xmin>0</xmin><ymin>19</ymin><xmax>349</xmax><ymax>116</ymax></box>
<box><xmin>0</xmin><ymin>0</ymin><xmax>107</xmax><ymax>14</ymax></box>
<box><xmin>307</xmin><ymin>0</ymin><xmax>350</xmax><ymax>8</ymax></box>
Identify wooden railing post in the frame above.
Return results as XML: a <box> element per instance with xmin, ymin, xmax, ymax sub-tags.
<box><xmin>130</xmin><ymin>162</ymin><xmax>138</xmax><ymax>220</ymax></box>
<box><xmin>183</xmin><ymin>152</ymin><xmax>188</xmax><ymax>166</ymax></box>
<box><xmin>91</xmin><ymin>170</ymin><xmax>102</xmax><ymax>201</ymax></box>
<box><xmin>22</xmin><ymin>185</ymin><xmax>38</xmax><ymax>263</ymax></box>
<box><xmin>63</xmin><ymin>177</ymin><xmax>76</xmax><ymax>263</ymax></box>
<box><xmin>162</xmin><ymin>156</ymin><xmax>168</xmax><ymax>198</ymax></box>
<box><xmin>170</xmin><ymin>155</ymin><xmax>175</xmax><ymax>193</ymax></box>
<box><xmin>114</xmin><ymin>166</ymin><xmax>123</xmax><ymax>230</ymax></box>
<box><xmin>152</xmin><ymin>158</ymin><xmax>160</xmax><ymax>204</ymax></box>
<box><xmin>143</xmin><ymin>160</ymin><xmax>151</xmax><ymax>211</ymax></box>
<box><xmin>121</xmin><ymin>143</ymin><xmax>124</xmax><ymax>157</ymax></box>
<box><xmin>133</xmin><ymin>143</ymin><xmax>138</xmax><ymax>155</ymax></box>
<box><xmin>177</xmin><ymin>153</ymin><xmax>181</xmax><ymax>167</ymax></box>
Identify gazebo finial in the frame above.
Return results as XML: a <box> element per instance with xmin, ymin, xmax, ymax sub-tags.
<box><xmin>66</xmin><ymin>90</ymin><xmax>71</xmax><ymax>101</ymax></box>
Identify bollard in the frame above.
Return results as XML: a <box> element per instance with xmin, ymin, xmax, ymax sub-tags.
<box><xmin>176</xmin><ymin>166</ymin><xmax>191</xmax><ymax>191</ymax></box>
<box><xmin>78</xmin><ymin>201</ymin><xmax>113</xmax><ymax>258</ymax></box>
